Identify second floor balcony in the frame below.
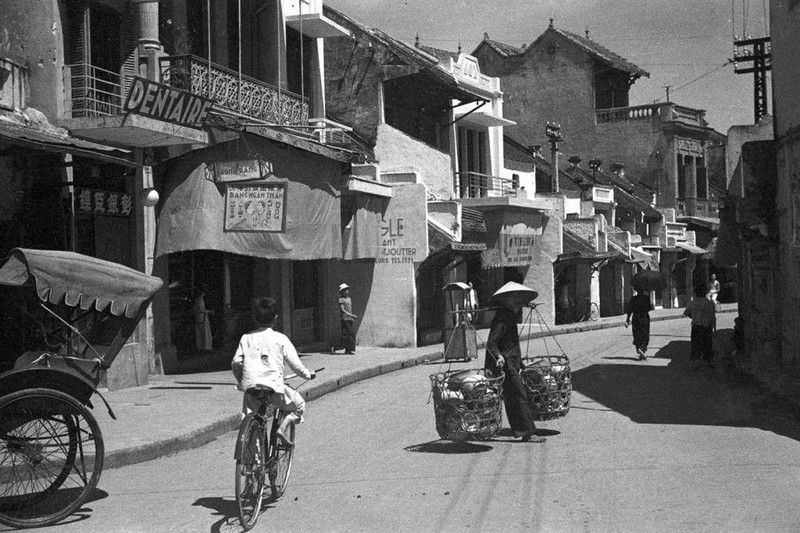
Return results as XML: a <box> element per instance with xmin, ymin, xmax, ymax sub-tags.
<box><xmin>456</xmin><ymin>171</ymin><xmax>518</xmax><ymax>199</ymax></box>
<box><xmin>677</xmin><ymin>197</ymin><xmax>719</xmax><ymax>218</ymax></box>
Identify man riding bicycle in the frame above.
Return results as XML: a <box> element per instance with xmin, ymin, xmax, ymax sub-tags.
<box><xmin>231</xmin><ymin>296</ymin><xmax>315</xmax><ymax>445</ymax></box>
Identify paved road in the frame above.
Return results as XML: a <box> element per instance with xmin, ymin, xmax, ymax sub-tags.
<box><xmin>25</xmin><ymin>314</ymin><xmax>800</xmax><ymax>532</ymax></box>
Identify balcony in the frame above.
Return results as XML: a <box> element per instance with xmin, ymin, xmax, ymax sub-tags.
<box><xmin>160</xmin><ymin>55</ymin><xmax>309</xmax><ymax>126</ymax></box>
<box><xmin>456</xmin><ymin>171</ymin><xmax>517</xmax><ymax>199</ymax></box>
<box><xmin>595</xmin><ymin>102</ymin><xmax>706</xmax><ymax>128</ymax></box>
<box><xmin>62</xmin><ymin>62</ymin><xmax>208</xmax><ymax>146</ymax></box>
<box><xmin>677</xmin><ymin>197</ymin><xmax>719</xmax><ymax>218</ymax></box>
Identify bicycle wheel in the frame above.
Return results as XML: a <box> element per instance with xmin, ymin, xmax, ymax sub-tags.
<box><xmin>0</xmin><ymin>388</ymin><xmax>104</xmax><ymax>529</ymax></box>
<box><xmin>235</xmin><ymin>415</ymin><xmax>265</xmax><ymax>530</ymax></box>
<box><xmin>590</xmin><ymin>303</ymin><xmax>600</xmax><ymax>321</ymax></box>
<box><xmin>269</xmin><ymin>414</ymin><xmax>294</xmax><ymax>499</ymax></box>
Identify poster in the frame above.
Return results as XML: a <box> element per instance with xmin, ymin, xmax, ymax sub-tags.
<box><xmin>224</xmin><ymin>183</ymin><xmax>286</xmax><ymax>232</ymax></box>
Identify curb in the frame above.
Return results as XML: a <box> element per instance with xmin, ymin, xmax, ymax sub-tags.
<box><xmin>103</xmin><ymin>306</ymin><xmax>737</xmax><ymax>469</ymax></box>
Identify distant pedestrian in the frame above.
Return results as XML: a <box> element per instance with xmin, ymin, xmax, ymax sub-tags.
<box><xmin>707</xmin><ymin>273</ymin><xmax>721</xmax><ymax>309</ymax></box>
<box><xmin>625</xmin><ymin>289</ymin><xmax>653</xmax><ymax>360</ymax></box>
<box><xmin>193</xmin><ymin>286</ymin><xmax>213</xmax><ymax>352</ymax></box>
<box><xmin>684</xmin><ymin>284</ymin><xmax>717</xmax><ymax>368</ymax></box>
<box><xmin>332</xmin><ymin>283</ymin><xmax>357</xmax><ymax>354</ymax></box>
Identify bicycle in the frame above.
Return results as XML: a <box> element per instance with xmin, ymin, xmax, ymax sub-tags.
<box><xmin>234</xmin><ymin>368</ymin><xmax>322</xmax><ymax>530</ymax></box>
<box><xmin>578</xmin><ymin>300</ymin><xmax>600</xmax><ymax>322</ymax></box>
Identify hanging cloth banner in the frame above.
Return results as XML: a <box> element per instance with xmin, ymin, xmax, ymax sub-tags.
<box><xmin>481</xmin><ymin>210</ymin><xmax>544</xmax><ymax>268</ymax></box>
<box><xmin>155</xmin><ymin>137</ymin><xmax>342</xmax><ymax>260</ymax></box>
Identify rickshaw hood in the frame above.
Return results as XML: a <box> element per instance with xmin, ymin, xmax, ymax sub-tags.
<box><xmin>0</xmin><ymin>248</ymin><xmax>163</xmax><ymax>318</ymax></box>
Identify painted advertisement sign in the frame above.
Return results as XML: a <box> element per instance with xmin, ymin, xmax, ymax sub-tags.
<box><xmin>75</xmin><ymin>188</ymin><xmax>132</xmax><ymax>217</ymax></box>
<box><xmin>376</xmin><ymin>183</ymin><xmax>428</xmax><ymax>264</ymax></box>
<box><xmin>124</xmin><ymin>77</ymin><xmax>214</xmax><ymax>129</ymax></box>
<box><xmin>224</xmin><ymin>183</ymin><xmax>286</xmax><ymax>232</ymax></box>
<box><xmin>481</xmin><ymin>211</ymin><xmax>544</xmax><ymax>268</ymax></box>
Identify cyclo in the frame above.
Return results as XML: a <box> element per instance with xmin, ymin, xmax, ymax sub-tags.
<box><xmin>0</xmin><ymin>248</ymin><xmax>162</xmax><ymax>529</ymax></box>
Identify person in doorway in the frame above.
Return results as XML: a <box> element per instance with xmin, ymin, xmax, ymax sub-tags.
<box><xmin>332</xmin><ymin>283</ymin><xmax>357</xmax><ymax>354</ymax></box>
<box><xmin>193</xmin><ymin>286</ymin><xmax>213</xmax><ymax>352</ymax></box>
<box><xmin>625</xmin><ymin>289</ymin><xmax>653</xmax><ymax>361</ymax></box>
<box><xmin>708</xmin><ymin>273</ymin><xmax>721</xmax><ymax>309</ymax></box>
<box><xmin>484</xmin><ymin>293</ymin><xmax>545</xmax><ymax>443</ymax></box>
<box><xmin>231</xmin><ymin>296</ymin><xmax>315</xmax><ymax>445</ymax></box>
<box><xmin>684</xmin><ymin>283</ymin><xmax>717</xmax><ymax>368</ymax></box>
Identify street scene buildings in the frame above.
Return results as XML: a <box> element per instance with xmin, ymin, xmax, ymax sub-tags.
<box><xmin>0</xmin><ymin>0</ymin><xmax>792</xmax><ymax>403</ymax></box>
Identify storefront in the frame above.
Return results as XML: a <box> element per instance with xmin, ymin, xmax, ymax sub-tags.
<box><xmin>154</xmin><ymin>132</ymin><xmax>355</xmax><ymax>358</ymax></box>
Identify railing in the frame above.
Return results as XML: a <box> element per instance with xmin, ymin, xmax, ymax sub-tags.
<box><xmin>676</xmin><ymin>197</ymin><xmax>719</xmax><ymax>218</ymax></box>
<box><xmin>159</xmin><ymin>55</ymin><xmax>309</xmax><ymax>126</ymax></box>
<box><xmin>456</xmin><ymin>171</ymin><xmax>518</xmax><ymax>199</ymax></box>
<box><xmin>63</xmin><ymin>63</ymin><xmax>126</xmax><ymax>117</ymax></box>
<box><xmin>596</xmin><ymin>104</ymin><xmax>659</xmax><ymax>124</ymax></box>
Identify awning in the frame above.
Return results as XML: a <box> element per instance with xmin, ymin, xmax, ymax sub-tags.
<box><xmin>454</xmin><ymin>110</ymin><xmax>516</xmax><ymax>128</ymax></box>
<box><xmin>156</xmin><ymin>136</ymin><xmax>344</xmax><ymax>260</ymax></box>
<box><xmin>676</xmin><ymin>242</ymin><xmax>710</xmax><ymax>255</ymax></box>
<box><xmin>0</xmin><ymin>248</ymin><xmax>162</xmax><ymax>318</ymax></box>
<box><xmin>0</xmin><ymin>115</ymin><xmax>135</xmax><ymax>166</ymax></box>
<box><xmin>628</xmin><ymin>246</ymin><xmax>658</xmax><ymax>269</ymax></box>
<box><xmin>557</xmin><ymin>230</ymin><xmax>621</xmax><ymax>264</ymax></box>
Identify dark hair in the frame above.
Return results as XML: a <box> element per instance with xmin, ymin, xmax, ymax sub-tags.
<box><xmin>252</xmin><ymin>297</ymin><xmax>278</xmax><ymax>326</ymax></box>
<box><xmin>694</xmin><ymin>283</ymin><xmax>707</xmax><ymax>297</ymax></box>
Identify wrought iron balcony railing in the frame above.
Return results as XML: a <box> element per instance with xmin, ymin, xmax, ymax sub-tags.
<box><xmin>159</xmin><ymin>55</ymin><xmax>309</xmax><ymax>126</ymax></box>
<box><xmin>456</xmin><ymin>171</ymin><xmax>518</xmax><ymax>199</ymax></box>
<box><xmin>63</xmin><ymin>63</ymin><xmax>126</xmax><ymax>118</ymax></box>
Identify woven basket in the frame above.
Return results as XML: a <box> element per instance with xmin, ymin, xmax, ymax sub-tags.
<box><xmin>521</xmin><ymin>355</ymin><xmax>571</xmax><ymax>420</ymax></box>
<box><xmin>430</xmin><ymin>369</ymin><xmax>504</xmax><ymax>441</ymax></box>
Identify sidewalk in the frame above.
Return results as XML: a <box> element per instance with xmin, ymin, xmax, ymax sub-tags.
<box><xmin>96</xmin><ymin>304</ymin><xmax>739</xmax><ymax>469</ymax></box>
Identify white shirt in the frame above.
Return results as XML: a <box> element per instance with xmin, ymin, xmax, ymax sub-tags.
<box><xmin>232</xmin><ymin>327</ymin><xmax>312</xmax><ymax>393</ymax></box>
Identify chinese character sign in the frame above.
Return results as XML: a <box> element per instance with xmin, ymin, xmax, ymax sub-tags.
<box><xmin>75</xmin><ymin>188</ymin><xmax>132</xmax><ymax>217</ymax></box>
<box><xmin>224</xmin><ymin>183</ymin><xmax>287</xmax><ymax>232</ymax></box>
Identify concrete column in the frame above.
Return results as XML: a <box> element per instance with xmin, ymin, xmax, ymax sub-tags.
<box><xmin>132</xmin><ymin>0</ymin><xmax>160</xmax><ymax>50</ymax></box>
<box><xmin>134</xmin><ymin>148</ymin><xmax>159</xmax><ymax>379</ymax></box>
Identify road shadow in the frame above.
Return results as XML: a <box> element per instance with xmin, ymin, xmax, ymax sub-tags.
<box><xmin>405</xmin><ymin>440</ymin><xmax>493</xmax><ymax>454</ymax></box>
<box><xmin>572</xmin><ymin>328</ymin><xmax>800</xmax><ymax>441</ymax></box>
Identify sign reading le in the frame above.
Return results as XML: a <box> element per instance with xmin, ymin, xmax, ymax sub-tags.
<box><xmin>124</xmin><ymin>77</ymin><xmax>214</xmax><ymax>128</ymax></box>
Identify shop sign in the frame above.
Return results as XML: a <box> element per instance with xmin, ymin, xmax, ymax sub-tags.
<box><xmin>124</xmin><ymin>77</ymin><xmax>214</xmax><ymax>129</ymax></box>
<box><xmin>224</xmin><ymin>183</ymin><xmax>286</xmax><ymax>232</ymax></box>
<box><xmin>75</xmin><ymin>187</ymin><xmax>132</xmax><ymax>217</ymax></box>
<box><xmin>498</xmin><ymin>231</ymin><xmax>541</xmax><ymax>266</ymax></box>
<box><xmin>375</xmin><ymin>184</ymin><xmax>428</xmax><ymax>264</ymax></box>
<box><xmin>208</xmin><ymin>158</ymin><xmax>274</xmax><ymax>183</ymax></box>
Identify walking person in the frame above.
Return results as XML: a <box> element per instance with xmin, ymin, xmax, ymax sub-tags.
<box><xmin>333</xmin><ymin>283</ymin><xmax>357</xmax><ymax>354</ymax></box>
<box><xmin>684</xmin><ymin>283</ymin><xmax>717</xmax><ymax>368</ymax></box>
<box><xmin>707</xmin><ymin>273</ymin><xmax>721</xmax><ymax>310</ymax></box>
<box><xmin>193</xmin><ymin>285</ymin><xmax>214</xmax><ymax>352</ymax></box>
<box><xmin>625</xmin><ymin>289</ymin><xmax>653</xmax><ymax>361</ymax></box>
<box><xmin>484</xmin><ymin>282</ymin><xmax>545</xmax><ymax>443</ymax></box>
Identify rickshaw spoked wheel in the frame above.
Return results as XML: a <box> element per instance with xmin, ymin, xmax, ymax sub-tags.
<box><xmin>0</xmin><ymin>388</ymin><xmax>104</xmax><ymax>529</ymax></box>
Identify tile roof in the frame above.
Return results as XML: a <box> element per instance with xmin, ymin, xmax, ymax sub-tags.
<box><xmin>415</xmin><ymin>43</ymin><xmax>459</xmax><ymax>62</ymax></box>
<box><xmin>550</xmin><ymin>28</ymin><xmax>649</xmax><ymax>78</ymax></box>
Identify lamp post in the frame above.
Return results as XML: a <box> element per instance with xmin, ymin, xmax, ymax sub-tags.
<box><xmin>588</xmin><ymin>158</ymin><xmax>602</xmax><ymax>185</ymax></box>
<box><xmin>545</xmin><ymin>123</ymin><xmax>563</xmax><ymax>192</ymax></box>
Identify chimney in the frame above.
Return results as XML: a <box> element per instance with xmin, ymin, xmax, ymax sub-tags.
<box><xmin>568</xmin><ymin>156</ymin><xmax>581</xmax><ymax>169</ymax></box>
<box><xmin>611</xmin><ymin>162</ymin><xmax>625</xmax><ymax>178</ymax></box>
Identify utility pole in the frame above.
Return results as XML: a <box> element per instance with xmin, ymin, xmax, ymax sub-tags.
<box><xmin>663</xmin><ymin>85</ymin><xmax>673</xmax><ymax>103</ymax></box>
<box><xmin>545</xmin><ymin>122</ymin><xmax>562</xmax><ymax>193</ymax></box>
<box><xmin>734</xmin><ymin>35</ymin><xmax>772</xmax><ymax>122</ymax></box>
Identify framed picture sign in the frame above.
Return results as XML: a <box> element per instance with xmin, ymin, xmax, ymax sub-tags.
<box><xmin>224</xmin><ymin>183</ymin><xmax>287</xmax><ymax>232</ymax></box>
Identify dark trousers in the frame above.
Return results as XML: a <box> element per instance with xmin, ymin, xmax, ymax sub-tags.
<box><xmin>340</xmin><ymin>319</ymin><xmax>355</xmax><ymax>353</ymax></box>
<box><xmin>503</xmin><ymin>370</ymin><xmax>535</xmax><ymax>434</ymax></box>
<box><xmin>690</xmin><ymin>325</ymin><xmax>714</xmax><ymax>361</ymax></box>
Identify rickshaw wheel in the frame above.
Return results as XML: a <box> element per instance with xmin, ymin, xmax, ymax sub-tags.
<box><xmin>0</xmin><ymin>388</ymin><xmax>104</xmax><ymax>529</ymax></box>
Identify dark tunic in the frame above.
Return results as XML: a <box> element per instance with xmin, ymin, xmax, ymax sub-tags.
<box><xmin>625</xmin><ymin>294</ymin><xmax>652</xmax><ymax>351</ymax></box>
<box><xmin>484</xmin><ymin>307</ymin><xmax>535</xmax><ymax>434</ymax></box>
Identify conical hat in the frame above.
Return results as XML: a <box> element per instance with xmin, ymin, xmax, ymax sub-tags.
<box><xmin>490</xmin><ymin>281</ymin><xmax>538</xmax><ymax>304</ymax></box>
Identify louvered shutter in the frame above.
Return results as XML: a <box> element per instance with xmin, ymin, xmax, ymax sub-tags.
<box><xmin>119</xmin><ymin>4</ymin><xmax>138</xmax><ymax>108</ymax></box>
<box><xmin>67</xmin><ymin>1</ymin><xmax>90</xmax><ymax>117</ymax></box>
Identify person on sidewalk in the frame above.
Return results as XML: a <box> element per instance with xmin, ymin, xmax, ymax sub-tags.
<box><xmin>333</xmin><ymin>283</ymin><xmax>357</xmax><ymax>354</ymax></box>
<box><xmin>193</xmin><ymin>286</ymin><xmax>214</xmax><ymax>352</ymax></box>
<box><xmin>684</xmin><ymin>284</ymin><xmax>717</xmax><ymax>368</ymax></box>
<box><xmin>707</xmin><ymin>273</ymin><xmax>721</xmax><ymax>310</ymax></box>
<box><xmin>231</xmin><ymin>296</ymin><xmax>315</xmax><ymax>445</ymax></box>
<box><xmin>484</xmin><ymin>291</ymin><xmax>545</xmax><ymax>443</ymax></box>
<box><xmin>625</xmin><ymin>289</ymin><xmax>653</xmax><ymax>361</ymax></box>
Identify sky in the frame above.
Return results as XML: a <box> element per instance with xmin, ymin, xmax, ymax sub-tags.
<box><xmin>325</xmin><ymin>0</ymin><xmax>772</xmax><ymax>135</ymax></box>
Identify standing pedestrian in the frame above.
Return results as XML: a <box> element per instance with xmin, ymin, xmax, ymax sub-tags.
<box><xmin>193</xmin><ymin>285</ymin><xmax>213</xmax><ymax>352</ymax></box>
<box><xmin>684</xmin><ymin>283</ymin><xmax>717</xmax><ymax>368</ymax></box>
<box><xmin>625</xmin><ymin>289</ymin><xmax>653</xmax><ymax>361</ymax></box>
<box><xmin>333</xmin><ymin>283</ymin><xmax>357</xmax><ymax>354</ymax></box>
<box><xmin>484</xmin><ymin>284</ymin><xmax>545</xmax><ymax>443</ymax></box>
